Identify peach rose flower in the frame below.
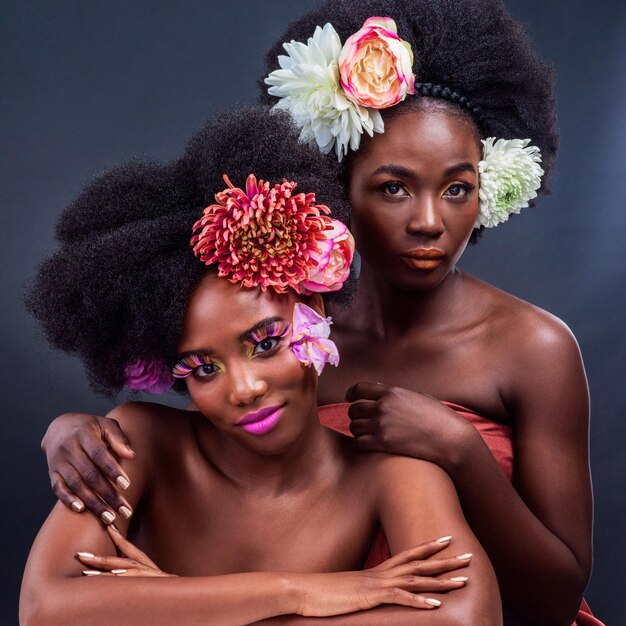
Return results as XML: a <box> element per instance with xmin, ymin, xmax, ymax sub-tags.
<box><xmin>338</xmin><ymin>17</ymin><xmax>415</xmax><ymax>109</ymax></box>
<box><xmin>301</xmin><ymin>219</ymin><xmax>354</xmax><ymax>293</ymax></box>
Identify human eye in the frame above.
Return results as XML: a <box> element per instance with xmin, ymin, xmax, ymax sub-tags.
<box><xmin>253</xmin><ymin>337</ymin><xmax>282</xmax><ymax>356</ymax></box>
<box><xmin>247</xmin><ymin>319</ymin><xmax>291</xmax><ymax>358</ymax></box>
<box><xmin>172</xmin><ymin>353</ymin><xmax>219</xmax><ymax>381</ymax></box>
<box><xmin>380</xmin><ymin>181</ymin><xmax>409</xmax><ymax>197</ymax></box>
<box><xmin>444</xmin><ymin>181</ymin><xmax>475</xmax><ymax>199</ymax></box>
<box><xmin>194</xmin><ymin>362</ymin><xmax>219</xmax><ymax>379</ymax></box>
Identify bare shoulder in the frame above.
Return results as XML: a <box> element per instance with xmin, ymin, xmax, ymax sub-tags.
<box><xmin>466</xmin><ymin>274</ymin><xmax>582</xmax><ymax>361</ymax></box>
<box><xmin>107</xmin><ymin>401</ymin><xmax>196</xmax><ymax>471</ymax></box>
<box><xmin>465</xmin><ymin>276</ymin><xmax>588</xmax><ymax>417</ymax></box>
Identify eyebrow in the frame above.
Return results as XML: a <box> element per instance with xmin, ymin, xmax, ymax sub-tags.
<box><xmin>443</xmin><ymin>162</ymin><xmax>476</xmax><ymax>176</ymax></box>
<box><xmin>370</xmin><ymin>162</ymin><xmax>477</xmax><ymax>179</ymax></box>
<box><xmin>371</xmin><ymin>164</ymin><xmax>415</xmax><ymax>178</ymax></box>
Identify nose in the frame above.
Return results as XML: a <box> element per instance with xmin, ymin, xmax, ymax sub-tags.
<box><xmin>227</xmin><ymin>362</ymin><xmax>269</xmax><ymax>407</ymax></box>
<box><xmin>406</xmin><ymin>195</ymin><xmax>444</xmax><ymax>238</ymax></box>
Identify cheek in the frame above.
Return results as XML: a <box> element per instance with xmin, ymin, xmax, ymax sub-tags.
<box><xmin>273</xmin><ymin>347</ymin><xmax>318</xmax><ymax>396</ymax></box>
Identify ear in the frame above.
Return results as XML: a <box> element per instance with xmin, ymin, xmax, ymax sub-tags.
<box><xmin>304</xmin><ymin>292</ymin><xmax>325</xmax><ymax>317</ymax></box>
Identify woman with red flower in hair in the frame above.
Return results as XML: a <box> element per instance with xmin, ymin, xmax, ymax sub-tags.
<box><xmin>20</xmin><ymin>107</ymin><xmax>501</xmax><ymax>625</ymax></box>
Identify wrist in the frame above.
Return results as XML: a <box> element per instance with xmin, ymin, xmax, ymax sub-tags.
<box><xmin>438</xmin><ymin>416</ymin><xmax>481</xmax><ymax>476</ymax></box>
<box><xmin>280</xmin><ymin>573</ymin><xmax>306</xmax><ymax>616</ymax></box>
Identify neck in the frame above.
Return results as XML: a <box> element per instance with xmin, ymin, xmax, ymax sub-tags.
<box><xmin>350</xmin><ymin>261</ymin><xmax>469</xmax><ymax>338</ymax></box>
<box><xmin>195</xmin><ymin>405</ymin><xmax>341</xmax><ymax>494</ymax></box>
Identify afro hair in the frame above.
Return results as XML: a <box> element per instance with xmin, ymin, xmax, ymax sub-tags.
<box><xmin>26</xmin><ymin>106</ymin><xmax>351</xmax><ymax>396</ymax></box>
<box><xmin>259</xmin><ymin>0</ymin><xmax>559</xmax><ymax>241</ymax></box>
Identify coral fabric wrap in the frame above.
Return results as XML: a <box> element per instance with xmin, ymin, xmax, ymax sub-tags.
<box><xmin>317</xmin><ymin>402</ymin><xmax>603</xmax><ymax>626</ymax></box>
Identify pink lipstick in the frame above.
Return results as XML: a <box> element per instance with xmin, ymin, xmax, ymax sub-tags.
<box><xmin>236</xmin><ymin>404</ymin><xmax>284</xmax><ymax>436</ymax></box>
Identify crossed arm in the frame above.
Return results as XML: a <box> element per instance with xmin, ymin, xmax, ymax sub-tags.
<box><xmin>21</xmin><ymin>405</ymin><xmax>501</xmax><ymax>625</ymax></box>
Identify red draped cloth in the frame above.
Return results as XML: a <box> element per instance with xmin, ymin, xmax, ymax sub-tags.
<box><xmin>318</xmin><ymin>402</ymin><xmax>603</xmax><ymax>626</ymax></box>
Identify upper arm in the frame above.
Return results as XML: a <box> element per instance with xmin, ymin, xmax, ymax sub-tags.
<box><xmin>374</xmin><ymin>455</ymin><xmax>501</xmax><ymax>623</ymax></box>
<box><xmin>22</xmin><ymin>403</ymin><xmax>154</xmax><ymax>593</ymax></box>
<box><xmin>502</xmin><ymin>314</ymin><xmax>592</xmax><ymax>575</ymax></box>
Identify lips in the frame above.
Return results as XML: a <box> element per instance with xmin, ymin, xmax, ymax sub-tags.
<box><xmin>236</xmin><ymin>404</ymin><xmax>284</xmax><ymax>436</ymax></box>
<box><xmin>400</xmin><ymin>248</ymin><xmax>445</xmax><ymax>270</ymax></box>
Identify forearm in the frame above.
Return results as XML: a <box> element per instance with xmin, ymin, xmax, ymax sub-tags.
<box><xmin>21</xmin><ymin>572</ymin><xmax>299</xmax><ymax>626</ymax></box>
<box><xmin>255</xmin><ymin>602</ymin><xmax>501</xmax><ymax>626</ymax></box>
<box><xmin>444</xmin><ymin>430</ymin><xmax>586</xmax><ymax>625</ymax></box>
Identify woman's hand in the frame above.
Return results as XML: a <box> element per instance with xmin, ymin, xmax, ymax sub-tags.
<box><xmin>78</xmin><ymin>525</ymin><xmax>174</xmax><ymax>578</ymax></box>
<box><xmin>42</xmin><ymin>412</ymin><xmax>135</xmax><ymax>523</ymax></box>
<box><xmin>346</xmin><ymin>383</ymin><xmax>476</xmax><ymax>468</ymax></box>
<box><xmin>297</xmin><ymin>537</ymin><xmax>471</xmax><ymax>616</ymax></box>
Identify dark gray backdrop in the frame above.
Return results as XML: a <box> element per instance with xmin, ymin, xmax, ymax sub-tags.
<box><xmin>2</xmin><ymin>1</ymin><xmax>624</xmax><ymax>623</ymax></box>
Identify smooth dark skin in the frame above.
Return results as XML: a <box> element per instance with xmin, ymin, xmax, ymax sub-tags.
<box><xmin>41</xmin><ymin>105</ymin><xmax>593</xmax><ymax>625</ymax></box>
<box><xmin>22</xmin><ymin>274</ymin><xmax>501</xmax><ymax>625</ymax></box>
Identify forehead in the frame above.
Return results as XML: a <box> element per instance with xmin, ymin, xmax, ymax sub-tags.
<box><xmin>178</xmin><ymin>273</ymin><xmax>297</xmax><ymax>352</ymax></box>
<box><xmin>354</xmin><ymin>108</ymin><xmax>481</xmax><ymax>171</ymax></box>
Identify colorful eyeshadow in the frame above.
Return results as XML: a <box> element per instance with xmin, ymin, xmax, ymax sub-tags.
<box><xmin>172</xmin><ymin>353</ymin><xmax>215</xmax><ymax>379</ymax></box>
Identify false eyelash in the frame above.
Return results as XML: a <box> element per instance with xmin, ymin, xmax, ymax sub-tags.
<box><xmin>172</xmin><ymin>353</ymin><xmax>214</xmax><ymax>379</ymax></box>
<box><xmin>247</xmin><ymin>319</ymin><xmax>291</xmax><ymax>344</ymax></box>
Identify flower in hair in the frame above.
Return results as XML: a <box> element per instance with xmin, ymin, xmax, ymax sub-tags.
<box><xmin>124</xmin><ymin>358</ymin><xmax>174</xmax><ymax>394</ymax></box>
<box><xmin>301</xmin><ymin>220</ymin><xmax>354</xmax><ymax>292</ymax></box>
<box><xmin>477</xmin><ymin>138</ymin><xmax>544</xmax><ymax>228</ymax></box>
<box><xmin>290</xmin><ymin>303</ymin><xmax>339</xmax><ymax>375</ymax></box>
<box><xmin>191</xmin><ymin>174</ymin><xmax>353</xmax><ymax>294</ymax></box>
<box><xmin>338</xmin><ymin>17</ymin><xmax>415</xmax><ymax>109</ymax></box>
<box><xmin>265</xmin><ymin>22</ymin><xmax>387</xmax><ymax>160</ymax></box>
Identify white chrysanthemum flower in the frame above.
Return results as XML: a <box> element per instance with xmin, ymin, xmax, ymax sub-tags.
<box><xmin>265</xmin><ymin>23</ymin><xmax>384</xmax><ymax>161</ymax></box>
<box><xmin>477</xmin><ymin>138</ymin><xmax>544</xmax><ymax>228</ymax></box>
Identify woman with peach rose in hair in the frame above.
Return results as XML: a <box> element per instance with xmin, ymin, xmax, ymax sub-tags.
<box><xmin>20</xmin><ymin>106</ymin><xmax>501</xmax><ymax>625</ymax></box>
<box><xmin>37</xmin><ymin>1</ymin><xmax>603</xmax><ymax>625</ymax></box>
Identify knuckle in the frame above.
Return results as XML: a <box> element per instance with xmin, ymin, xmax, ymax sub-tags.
<box><xmin>88</xmin><ymin>445</ymin><xmax>110</xmax><ymax>463</ymax></box>
<box><xmin>66</xmin><ymin>476</ymin><xmax>85</xmax><ymax>493</ymax></box>
<box><xmin>83</xmin><ymin>467</ymin><xmax>104</xmax><ymax>486</ymax></box>
<box><xmin>84</xmin><ymin>495</ymin><xmax>105</xmax><ymax>512</ymax></box>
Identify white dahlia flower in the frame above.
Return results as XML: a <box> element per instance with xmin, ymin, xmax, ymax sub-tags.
<box><xmin>265</xmin><ymin>23</ymin><xmax>384</xmax><ymax>161</ymax></box>
<box><xmin>477</xmin><ymin>138</ymin><xmax>544</xmax><ymax>228</ymax></box>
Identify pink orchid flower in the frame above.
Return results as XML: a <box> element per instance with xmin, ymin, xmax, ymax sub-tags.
<box><xmin>290</xmin><ymin>303</ymin><xmax>340</xmax><ymax>375</ymax></box>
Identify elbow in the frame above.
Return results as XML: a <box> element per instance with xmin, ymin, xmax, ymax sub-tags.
<box><xmin>512</xmin><ymin>566</ymin><xmax>588</xmax><ymax>626</ymax></box>
<box><xmin>20</xmin><ymin>583</ymin><xmax>68</xmax><ymax>626</ymax></box>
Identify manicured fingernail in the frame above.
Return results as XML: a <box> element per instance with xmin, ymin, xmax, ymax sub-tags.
<box><xmin>457</xmin><ymin>553</ymin><xmax>473</xmax><ymax>560</ymax></box>
<box><xmin>82</xmin><ymin>570</ymin><xmax>101</xmax><ymax>576</ymax></box>
<box><xmin>101</xmin><ymin>511</ymin><xmax>116</xmax><ymax>524</ymax></box>
<box><xmin>450</xmin><ymin>576</ymin><xmax>469</xmax><ymax>582</ymax></box>
<box><xmin>425</xmin><ymin>598</ymin><xmax>441</xmax><ymax>607</ymax></box>
<box><xmin>435</xmin><ymin>535</ymin><xmax>452</xmax><ymax>543</ymax></box>
<box><xmin>119</xmin><ymin>506</ymin><xmax>132</xmax><ymax>519</ymax></box>
<box><xmin>111</xmin><ymin>569</ymin><xmax>127</xmax><ymax>574</ymax></box>
<box><xmin>71</xmin><ymin>501</ymin><xmax>84</xmax><ymax>512</ymax></box>
<box><xmin>77</xmin><ymin>552</ymin><xmax>94</xmax><ymax>559</ymax></box>
<box><xmin>116</xmin><ymin>476</ymin><xmax>130</xmax><ymax>490</ymax></box>
<box><xmin>109</xmin><ymin>524</ymin><xmax>120</xmax><ymax>534</ymax></box>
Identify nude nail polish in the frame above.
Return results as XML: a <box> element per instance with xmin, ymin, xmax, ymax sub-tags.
<box><xmin>101</xmin><ymin>511</ymin><xmax>116</xmax><ymax>524</ymax></box>
<box><xmin>119</xmin><ymin>506</ymin><xmax>132</xmax><ymax>519</ymax></box>
<box><xmin>111</xmin><ymin>569</ymin><xmax>127</xmax><ymax>574</ymax></box>
<box><xmin>425</xmin><ymin>598</ymin><xmax>441</xmax><ymax>607</ymax></box>
<box><xmin>450</xmin><ymin>576</ymin><xmax>469</xmax><ymax>582</ymax></box>
<box><xmin>71</xmin><ymin>501</ymin><xmax>84</xmax><ymax>512</ymax></box>
<box><xmin>435</xmin><ymin>535</ymin><xmax>452</xmax><ymax>543</ymax></box>
<box><xmin>82</xmin><ymin>570</ymin><xmax>101</xmax><ymax>576</ymax></box>
<box><xmin>77</xmin><ymin>552</ymin><xmax>94</xmax><ymax>559</ymax></box>
<box><xmin>457</xmin><ymin>553</ymin><xmax>473</xmax><ymax>560</ymax></box>
<box><xmin>116</xmin><ymin>476</ymin><xmax>130</xmax><ymax>490</ymax></box>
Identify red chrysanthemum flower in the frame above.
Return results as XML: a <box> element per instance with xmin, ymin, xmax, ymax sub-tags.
<box><xmin>191</xmin><ymin>174</ymin><xmax>335</xmax><ymax>293</ymax></box>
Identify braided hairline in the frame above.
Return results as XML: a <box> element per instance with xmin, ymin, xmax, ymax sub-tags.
<box><xmin>414</xmin><ymin>82</ymin><xmax>482</xmax><ymax>118</ymax></box>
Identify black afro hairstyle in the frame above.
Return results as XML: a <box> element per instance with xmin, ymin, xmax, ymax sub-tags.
<box><xmin>260</xmin><ymin>0</ymin><xmax>559</xmax><ymax>240</ymax></box>
<box><xmin>26</xmin><ymin>106</ymin><xmax>351</xmax><ymax>396</ymax></box>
